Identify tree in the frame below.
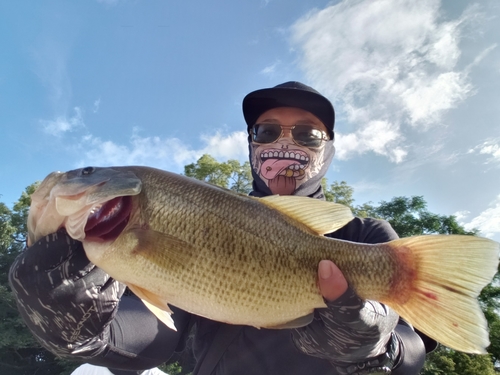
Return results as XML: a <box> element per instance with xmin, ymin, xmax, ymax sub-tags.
<box><xmin>226</xmin><ymin>159</ymin><xmax>253</xmax><ymax>194</ymax></box>
<box><xmin>322</xmin><ymin>180</ymin><xmax>355</xmax><ymax>208</ymax></box>
<box><xmin>371</xmin><ymin>196</ymin><xmax>478</xmax><ymax>237</ymax></box>
<box><xmin>321</xmin><ymin>179</ymin><xmax>376</xmax><ymax>217</ymax></box>
<box><xmin>480</xmin><ymin>270</ymin><xmax>500</xmax><ymax>367</ymax></box>
<box><xmin>422</xmin><ymin>346</ymin><xmax>496</xmax><ymax>375</ymax></box>
<box><xmin>0</xmin><ymin>184</ymin><xmax>78</xmax><ymax>375</ymax></box>
<box><xmin>184</xmin><ymin>154</ymin><xmax>252</xmax><ymax>194</ymax></box>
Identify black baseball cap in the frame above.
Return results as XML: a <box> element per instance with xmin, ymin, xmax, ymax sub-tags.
<box><xmin>242</xmin><ymin>81</ymin><xmax>335</xmax><ymax>139</ymax></box>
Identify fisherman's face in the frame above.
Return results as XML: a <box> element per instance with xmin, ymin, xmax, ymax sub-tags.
<box><xmin>249</xmin><ymin>107</ymin><xmax>330</xmax><ymax>195</ymax></box>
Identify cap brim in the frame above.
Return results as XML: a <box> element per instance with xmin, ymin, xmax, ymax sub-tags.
<box><xmin>243</xmin><ymin>87</ymin><xmax>335</xmax><ymax>138</ymax></box>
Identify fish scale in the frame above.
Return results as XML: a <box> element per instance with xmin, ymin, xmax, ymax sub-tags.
<box><xmin>28</xmin><ymin>165</ymin><xmax>500</xmax><ymax>354</ymax></box>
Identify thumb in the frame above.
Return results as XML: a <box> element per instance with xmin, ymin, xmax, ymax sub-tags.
<box><xmin>318</xmin><ymin>260</ymin><xmax>348</xmax><ymax>302</ymax></box>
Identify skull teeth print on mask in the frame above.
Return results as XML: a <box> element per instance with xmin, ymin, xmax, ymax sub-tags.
<box><xmin>251</xmin><ymin>142</ymin><xmax>326</xmax><ymax>196</ymax></box>
<box><xmin>260</xmin><ymin>149</ymin><xmax>309</xmax><ymax>179</ymax></box>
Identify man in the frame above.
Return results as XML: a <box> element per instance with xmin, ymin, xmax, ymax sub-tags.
<box><xmin>9</xmin><ymin>81</ymin><xmax>432</xmax><ymax>374</ymax></box>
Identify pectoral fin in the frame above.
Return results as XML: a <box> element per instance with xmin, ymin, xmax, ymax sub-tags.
<box><xmin>129</xmin><ymin>228</ymin><xmax>197</xmax><ymax>267</ymax></box>
<box><xmin>127</xmin><ymin>284</ymin><xmax>177</xmax><ymax>331</ymax></box>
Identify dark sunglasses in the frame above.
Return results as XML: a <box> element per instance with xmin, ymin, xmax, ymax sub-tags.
<box><xmin>250</xmin><ymin>123</ymin><xmax>329</xmax><ymax>148</ymax></box>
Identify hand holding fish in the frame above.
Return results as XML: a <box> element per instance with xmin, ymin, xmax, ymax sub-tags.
<box><xmin>317</xmin><ymin>260</ymin><xmax>349</xmax><ymax>302</ymax></box>
<box><xmin>298</xmin><ymin>259</ymin><xmax>401</xmax><ymax>368</ymax></box>
<box><xmin>9</xmin><ymin>230</ymin><xmax>126</xmax><ymax>356</ymax></box>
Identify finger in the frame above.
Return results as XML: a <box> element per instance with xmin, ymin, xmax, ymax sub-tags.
<box><xmin>318</xmin><ymin>260</ymin><xmax>348</xmax><ymax>302</ymax></box>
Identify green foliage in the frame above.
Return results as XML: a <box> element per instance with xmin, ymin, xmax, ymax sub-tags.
<box><xmin>448</xmin><ymin>351</ymin><xmax>496</xmax><ymax>375</ymax></box>
<box><xmin>321</xmin><ymin>179</ymin><xmax>355</xmax><ymax>207</ymax></box>
<box><xmin>226</xmin><ymin>159</ymin><xmax>253</xmax><ymax>194</ymax></box>
<box><xmin>159</xmin><ymin>361</ymin><xmax>192</xmax><ymax>375</ymax></box>
<box><xmin>421</xmin><ymin>346</ymin><xmax>456</xmax><ymax>374</ymax></box>
<box><xmin>481</xmin><ymin>268</ymin><xmax>500</xmax><ymax>367</ymax></box>
<box><xmin>0</xmin><ymin>203</ymin><xmax>16</xmax><ymax>251</ymax></box>
<box><xmin>184</xmin><ymin>154</ymin><xmax>252</xmax><ymax>193</ymax></box>
<box><xmin>322</xmin><ymin>180</ymin><xmax>478</xmax><ymax>237</ymax></box>
<box><xmin>321</xmin><ymin>179</ymin><xmax>376</xmax><ymax>217</ymax></box>
<box><xmin>484</xmin><ymin>308</ymin><xmax>500</xmax><ymax>366</ymax></box>
<box><xmin>0</xmin><ymin>198</ymin><xmax>37</xmax><ymax>355</ymax></box>
<box><xmin>372</xmin><ymin>196</ymin><xmax>477</xmax><ymax>237</ymax></box>
<box><xmin>422</xmin><ymin>346</ymin><xmax>495</xmax><ymax>375</ymax></box>
<box><xmin>0</xmin><ymin>183</ymin><xmax>78</xmax><ymax>375</ymax></box>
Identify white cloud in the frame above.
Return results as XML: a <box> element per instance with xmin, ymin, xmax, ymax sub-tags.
<box><xmin>454</xmin><ymin>210</ymin><xmax>470</xmax><ymax>222</ymax></box>
<box><xmin>199</xmin><ymin>131</ymin><xmax>249</xmax><ymax>160</ymax></box>
<box><xmin>76</xmin><ymin>130</ymin><xmax>249</xmax><ymax>172</ymax></box>
<box><xmin>40</xmin><ymin>107</ymin><xmax>85</xmax><ymax>136</ymax></box>
<box><xmin>459</xmin><ymin>195</ymin><xmax>500</xmax><ymax>238</ymax></box>
<box><xmin>335</xmin><ymin>120</ymin><xmax>407</xmax><ymax>162</ymax></box>
<box><xmin>260</xmin><ymin>60</ymin><xmax>281</xmax><ymax>75</ymax></box>
<box><xmin>290</xmin><ymin>0</ymin><xmax>481</xmax><ymax>161</ymax></box>
<box><xmin>93</xmin><ymin>98</ymin><xmax>101</xmax><ymax>113</ymax></box>
<box><xmin>465</xmin><ymin>43</ymin><xmax>497</xmax><ymax>71</ymax></box>
<box><xmin>400</xmin><ymin>72</ymin><xmax>471</xmax><ymax>127</ymax></box>
<box><xmin>468</xmin><ymin>138</ymin><xmax>500</xmax><ymax>164</ymax></box>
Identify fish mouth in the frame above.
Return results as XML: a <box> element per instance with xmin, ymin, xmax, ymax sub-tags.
<box><xmin>84</xmin><ymin>196</ymin><xmax>133</xmax><ymax>241</ymax></box>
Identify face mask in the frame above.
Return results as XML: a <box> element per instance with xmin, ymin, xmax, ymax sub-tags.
<box><xmin>248</xmin><ymin>136</ymin><xmax>335</xmax><ymax>197</ymax></box>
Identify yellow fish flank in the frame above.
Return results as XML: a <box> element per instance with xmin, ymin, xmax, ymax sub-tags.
<box><xmin>28</xmin><ymin>166</ymin><xmax>499</xmax><ymax>354</ymax></box>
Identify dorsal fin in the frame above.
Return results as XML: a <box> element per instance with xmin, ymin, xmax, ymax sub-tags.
<box><xmin>258</xmin><ymin>195</ymin><xmax>353</xmax><ymax>235</ymax></box>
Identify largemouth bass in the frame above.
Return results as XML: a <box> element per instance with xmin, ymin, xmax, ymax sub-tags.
<box><xmin>27</xmin><ymin>166</ymin><xmax>499</xmax><ymax>354</ymax></box>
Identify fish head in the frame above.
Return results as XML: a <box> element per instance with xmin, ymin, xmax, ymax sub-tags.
<box><xmin>28</xmin><ymin>166</ymin><xmax>142</xmax><ymax>245</ymax></box>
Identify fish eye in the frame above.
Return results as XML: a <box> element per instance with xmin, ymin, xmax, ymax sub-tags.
<box><xmin>82</xmin><ymin>166</ymin><xmax>95</xmax><ymax>175</ymax></box>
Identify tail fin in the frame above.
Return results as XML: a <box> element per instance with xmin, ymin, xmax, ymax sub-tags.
<box><xmin>384</xmin><ymin>235</ymin><xmax>499</xmax><ymax>354</ymax></box>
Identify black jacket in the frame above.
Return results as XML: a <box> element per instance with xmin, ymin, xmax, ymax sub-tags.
<box><xmin>9</xmin><ymin>216</ymin><xmax>431</xmax><ymax>375</ymax></box>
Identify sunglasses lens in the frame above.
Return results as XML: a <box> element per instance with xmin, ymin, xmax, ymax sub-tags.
<box><xmin>252</xmin><ymin>123</ymin><xmax>282</xmax><ymax>144</ymax></box>
<box><xmin>252</xmin><ymin>124</ymin><xmax>327</xmax><ymax>147</ymax></box>
<box><xmin>292</xmin><ymin>125</ymin><xmax>325</xmax><ymax>147</ymax></box>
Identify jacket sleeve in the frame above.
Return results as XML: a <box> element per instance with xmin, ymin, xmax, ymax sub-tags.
<box><xmin>8</xmin><ymin>229</ymin><xmax>191</xmax><ymax>371</ymax></box>
<box><xmin>292</xmin><ymin>218</ymin><xmax>429</xmax><ymax>374</ymax></box>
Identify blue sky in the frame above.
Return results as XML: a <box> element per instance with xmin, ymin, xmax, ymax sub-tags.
<box><xmin>1</xmin><ymin>0</ymin><xmax>499</xmax><ymax>242</ymax></box>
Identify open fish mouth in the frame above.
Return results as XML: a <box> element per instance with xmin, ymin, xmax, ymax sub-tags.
<box><xmin>84</xmin><ymin>196</ymin><xmax>133</xmax><ymax>241</ymax></box>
